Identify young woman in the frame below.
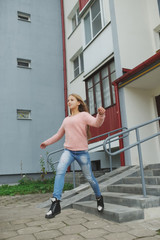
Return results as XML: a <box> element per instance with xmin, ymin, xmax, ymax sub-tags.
<box><xmin>40</xmin><ymin>94</ymin><xmax>106</xmax><ymax>219</ymax></box>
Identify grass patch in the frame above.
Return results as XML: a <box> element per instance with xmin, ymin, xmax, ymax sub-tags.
<box><xmin>157</xmin><ymin>229</ymin><xmax>160</xmax><ymax>235</ymax></box>
<box><xmin>0</xmin><ymin>177</ymin><xmax>73</xmax><ymax>196</ymax></box>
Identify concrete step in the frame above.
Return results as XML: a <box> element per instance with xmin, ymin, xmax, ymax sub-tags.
<box><xmin>152</xmin><ymin>169</ymin><xmax>160</xmax><ymax>176</ymax></box>
<box><xmin>145</xmin><ymin>164</ymin><xmax>160</xmax><ymax>169</ymax></box>
<box><xmin>107</xmin><ymin>184</ymin><xmax>160</xmax><ymax>196</ymax></box>
<box><xmin>130</xmin><ymin>169</ymin><xmax>160</xmax><ymax>177</ymax></box>
<box><xmin>116</xmin><ymin>176</ymin><xmax>160</xmax><ymax>185</ymax></box>
<box><xmin>72</xmin><ymin>201</ymin><xmax>144</xmax><ymax>223</ymax></box>
<box><xmin>90</xmin><ymin>192</ymin><xmax>160</xmax><ymax>209</ymax></box>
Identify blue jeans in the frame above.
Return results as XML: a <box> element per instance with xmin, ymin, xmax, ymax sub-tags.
<box><xmin>53</xmin><ymin>149</ymin><xmax>101</xmax><ymax>200</ymax></box>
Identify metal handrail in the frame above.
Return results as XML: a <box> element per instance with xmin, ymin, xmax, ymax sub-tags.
<box><xmin>46</xmin><ymin>127</ymin><xmax>127</xmax><ymax>188</ymax></box>
<box><xmin>103</xmin><ymin>117</ymin><xmax>160</xmax><ymax>197</ymax></box>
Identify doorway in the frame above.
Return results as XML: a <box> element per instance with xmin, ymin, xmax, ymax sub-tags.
<box><xmin>155</xmin><ymin>95</ymin><xmax>160</xmax><ymax>125</ymax></box>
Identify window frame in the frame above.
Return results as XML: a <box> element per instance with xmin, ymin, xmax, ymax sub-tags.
<box><xmin>85</xmin><ymin>60</ymin><xmax>116</xmax><ymax>115</ymax></box>
<box><xmin>73</xmin><ymin>52</ymin><xmax>84</xmax><ymax>79</ymax></box>
<box><xmin>17</xmin><ymin>110</ymin><xmax>32</xmax><ymax>120</ymax></box>
<box><xmin>72</xmin><ymin>8</ymin><xmax>81</xmax><ymax>32</ymax></box>
<box><xmin>17</xmin><ymin>58</ymin><xmax>31</xmax><ymax>69</ymax></box>
<box><xmin>17</xmin><ymin>11</ymin><xmax>31</xmax><ymax>22</ymax></box>
<box><xmin>158</xmin><ymin>0</ymin><xmax>160</xmax><ymax>15</ymax></box>
<box><xmin>84</xmin><ymin>0</ymin><xmax>104</xmax><ymax>45</ymax></box>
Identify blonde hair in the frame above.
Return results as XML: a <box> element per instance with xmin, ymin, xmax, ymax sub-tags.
<box><xmin>69</xmin><ymin>93</ymin><xmax>91</xmax><ymax>139</ymax></box>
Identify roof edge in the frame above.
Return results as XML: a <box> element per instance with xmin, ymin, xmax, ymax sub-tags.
<box><xmin>114</xmin><ymin>51</ymin><xmax>160</xmax><ymax>86</ymax></box>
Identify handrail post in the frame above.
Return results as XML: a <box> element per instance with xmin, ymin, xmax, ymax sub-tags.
<box><xmin>72</xmin><ymin>160</ymin><xmax>76</xmax><ymax>189</ymax></box>
<box><xmin>108</xmin><ymin>133</ymin><xmax>112</xmax><ymax>171</ymax></box>
<box><xmin>135</xmin><ymin>128</ymin><xmax>147</xmax><ymax>198</ymax></box>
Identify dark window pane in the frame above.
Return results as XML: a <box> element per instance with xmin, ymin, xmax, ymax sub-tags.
<box><xmin>84</xmin><ymin>12</ymin><xmax>91</xmax><ymax>44</ymax></box>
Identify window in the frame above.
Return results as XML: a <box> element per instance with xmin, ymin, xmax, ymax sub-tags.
<box><xmin>91</xmin><ymin>160</ymin><xmax>100</xmax><ymax>171</ymax></box>
<box><xmin>158</xmin><ymin>0</ymin><xmax>160</xmax><ymax>15</ymax></box>
<box><xmin>86</xmin><ymin>60</ymin><xmax>116</xmax><ymax>114</ymax></box>
<box><xmin>17</xmin><ymin>110</ymin><xmax>31</xmax><ymax>120</ymax></box>
<box><xmin>91</xmin><ymin>0</ymin><xmax>102</xmax><ymax>37</ymax></box>
<box><xmin>73</xmin><ymin>52</ymin><xmax>84</xmax><ymax>78</ymax></box>
<box><xmin>17</xmin><ymin>11</ymin><xmax>31</xmax><ymax>22</ymax></box>
<box><xmin>84</xmin><ymin>0</ymin><xmax>103</xmax><ymax>45</ymax></box>
<box><xmin>72</xmin><ymin>8</ymin><xmax>80</xmax><ymax>31</ymax></box>
<box><xmin>17</xmin><ymin>58</ymin><xmax>31</xmax><ymax>69</ymax></box>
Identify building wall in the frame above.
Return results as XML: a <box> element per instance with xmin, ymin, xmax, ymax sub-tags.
<box><xmin>79</xmin><ymin>0</ymin><xmax>90</xmax><ymax>11</ymax></box>
<box><xmin>62</xmin><ymin>0</ymin><xmax>120</xmax><ymax>169</ymax></box>
<box><xmin>0</xmin><ymin>0</ymin><xmax>65</xmax><ymax>179</ymax></box>
<box><xmin>109</xmin><ymin>0</ymin><xmax>160</xmax><ymax>166</ymax></box>
<box><xmin>123</xmin><ymin>87</ymin><xmax>160</xmax><ymax>165</ymax></box>
<box><xmin>83</xmin><ymin>23</ymin><xmax>113</xmax><ymax>75</ymax></box>
<box><xmin>113</xmin><ymin>0</ymin><xmax>159</xmax><ymax>69</ymax></box>
<box><xmin>63</xmin><ymin>0</ymin><xmax>85</xmax><ymax>100</ymax></box>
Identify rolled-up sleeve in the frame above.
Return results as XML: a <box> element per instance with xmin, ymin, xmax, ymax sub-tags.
<box><xmin>84</xmin><ymin>112</ymin><xmax>105</xmax><ymax>127</ymax></box>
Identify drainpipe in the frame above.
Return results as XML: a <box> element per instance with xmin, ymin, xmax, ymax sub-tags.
<box><xmin>113</xmin><ymin>82</ymin><xmax>125</xmax><ymax>166</ymax></box>
<box><xmin>60</xmin><ymin>0</ymin><xmax>68</xmax><ymax>117</ymax></box>
<box><xmin>61</xmin><ymin>0</ymin><xmax>70</xmax><ymax>172</ymax></box>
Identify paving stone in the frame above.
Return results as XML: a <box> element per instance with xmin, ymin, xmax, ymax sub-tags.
<box><xmin>26</xmin><ymin>220</ymin><xmax>47</xmax><ymax>227</ymax></box>
<box><xmin>6</xmin><ymin>235</ymin><xmax>36</xmax><ymax>240</ymax></box>
<box><xmin>86</xmin><ymin>239</ymin><xmax>106</xmax><ymax>240</ymax></box>
<box><xmin>59</xmin><ymin>224</ymin><xmax>87</xmax><ymax>235</ymax></box>
<box><xmin>17</xmin><ymin>226</ymin><xmax>42</xmax><ymax>235</ymax></box>
<box><xmin>60</xmin><ymin>209</ymin><xmax>79</xmax><ymax>215</ymax></box>
<box><xmin>63</xmin><ymin>217</ymin><xmax>87</xmax><ymax>225</ymax></box>
<box><xmin>137</xmin><ymin>237</ymin><xmax>159</xmax><ymax>240</ymax></box>
<box><xmin>103</xmin><ymin>232</ymin><xmax>135</xmax><ymax>240</ymax></box>
<box><xmin>34</xmin><ymin>230</ymin><xmax>62</xmax><ymax>239</ymax></box>
<box><xmin>83</xmin><ymin>213</ymin><xmax>102</xmax><ymax>221</ymax></box>
<box><xmin>0</xmin><ymin>222</ymin><xmax>13</xmax><ymax>230</ymax></box>
<box><xmin>82</xmin><ymin>220</ymin><xmax>110</xmax><ymax>229</ymax></box>
<box><xmin>41</xmin><ymin>221</ymin><xmax>66</xmax><ymax>230</ymax></box>
<box><xmin>9</xmin><ymin>223</ymin><xmax>26</xmax><ymax>231</ymax></box>
<box><xmin>145</xmin><ymin>219</ymin><xmax>160</xmax><ymax>231</ymax></box>
<box><xmin>128</xmin><ymin>228</ymin><xmax>156</xmax><ymax>238</ymax></box>
<box><xmin>10</xmin><ymin>218</ymin><xmax>33</xmax><ymax>225</ymax></box>
<box><xmin>138</xmin><ymin>222</ymin><xmax>160</xmax><ymax>231</ymax></box>
<box><xmin>1</xmin><ymin>194</ymin><xmax>160</xmax><ymax>240</ymax></box>
<box><xmin>67</xmin><ymin>212</ymin><xmax>87</xmax><ymax>219</ymax></box>
<box><xmin>80</xmin><ymin>228</ymin><xmax>108</xmax><ymax>238</ymax></box>
<box><xmin>54</xmin><ymin>234</ymin><xmax>84</xmax><ymax>240</ymax></box>
<box><xmin>48</xmin><ymin>215</ymin><xmax>71</xmax><ymax>223</ymax></box>
<box><xmin>105</xmin><ymin>224</ymin><xmax>131</xmax><ymax>233</ymax></box>
<box><xmin>0</xmin><ymin>231</ymin><xmax>17</xmax><ymax>240</ymax></box>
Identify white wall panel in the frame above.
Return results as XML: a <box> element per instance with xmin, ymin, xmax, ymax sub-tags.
<box><xmin>84</xmin><ymin>24</ymin><xmax>113</xmax><ymax>75</ymax></box>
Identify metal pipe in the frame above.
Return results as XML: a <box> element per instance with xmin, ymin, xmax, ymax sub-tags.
<box><xmin>72</xmin><ymin>161</ymin><xmax>76</xmax><ymax>189</ymax></box>
<box><xmin>135</xmin><ymin>128</ymin><xmax>147</xmax><ymax>197</ymax></box>
<box><xmin>103</xmin><ymin>117</ymin><xmax>160</xmax><ymax>198</ymax></box>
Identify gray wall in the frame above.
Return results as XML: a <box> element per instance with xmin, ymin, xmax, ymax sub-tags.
<box><xmin>0</xmin><ymin>0</ymin><xmax>65</xmax><ymax>180</ymax></box>
<box><xmin>109</xmin><ymin>0</ymin><xmax>131</xmax><ymax>166</ymax></box>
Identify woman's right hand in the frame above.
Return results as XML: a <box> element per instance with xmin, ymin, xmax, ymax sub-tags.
<box><xmin>40</xmin><ymin>142</ymin><xmax>47</xmax><ymax>149</ymax></box>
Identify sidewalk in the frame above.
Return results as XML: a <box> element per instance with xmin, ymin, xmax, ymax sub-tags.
<box><xmin>0</xmin><ymin>193</ymin><xmax>160</xmax><ymax>240</ymax></box>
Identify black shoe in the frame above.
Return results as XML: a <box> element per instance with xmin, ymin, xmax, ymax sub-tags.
<box><xmin>97</xmin><ymin>195</ymin><xmax>104</xmax><ymax>212</ymax></box>
<box><xmin>45</xmin><ymin>198</ymin><xmax>61</xmax><ymax>219</ymax></box>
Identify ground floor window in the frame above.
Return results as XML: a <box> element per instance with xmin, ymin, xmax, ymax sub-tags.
<box><xmin>17</xmin><ymin>109</ymin><xmax>31</xmax><ymax>120</ymax></box>
<box><xmin>85</xmin><ymin>59</ymin><xmax>116</xmax><ymax>114</ymax></box>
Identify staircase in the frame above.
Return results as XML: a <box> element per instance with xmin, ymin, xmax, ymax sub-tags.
<box><xmin>72</xmin><ymin>164</ymin><xmax>160</xmax><ymax>223</ymax></box>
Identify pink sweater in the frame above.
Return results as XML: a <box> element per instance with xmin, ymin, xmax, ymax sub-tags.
<box><xmin>44</xmin><ymin>112</ymin><xmax>105</xmax><ymax>151</ymax></box>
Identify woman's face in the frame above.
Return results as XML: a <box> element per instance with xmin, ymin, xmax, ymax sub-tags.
<box><xmin>68</xmin><ymin>95</ymin><xmax>80</xmax><ymax>111</ymax></box>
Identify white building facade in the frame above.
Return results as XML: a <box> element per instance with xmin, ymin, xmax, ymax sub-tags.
<box><xmin>61</xmin><ymin>0</ymin><xmax>160</xmax><ymax>168</ymax></box>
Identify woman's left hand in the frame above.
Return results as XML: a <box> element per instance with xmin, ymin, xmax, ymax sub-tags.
<box><xmin>98</xmin><ymin>107</ymin><xmax>106</xmax><ymax>115</ymax></box>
